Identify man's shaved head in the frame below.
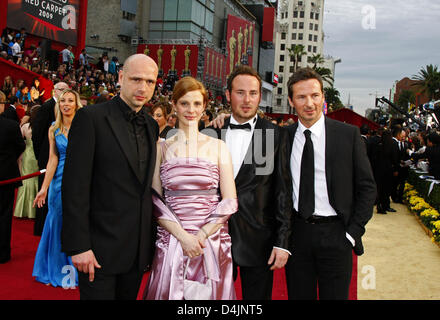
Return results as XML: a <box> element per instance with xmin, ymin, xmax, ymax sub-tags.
<box><xmin>118</xmin><ymin>54</ymin><xmax>159</xmax><ymax>111</ymax></box>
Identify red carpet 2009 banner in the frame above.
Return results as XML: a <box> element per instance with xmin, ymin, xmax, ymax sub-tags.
<box><xmin>7</xmin><ymin>0</ymin><xmax>79</xmax><ymax>45</ymax></box>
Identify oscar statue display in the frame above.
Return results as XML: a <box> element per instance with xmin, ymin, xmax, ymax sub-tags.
<box><xmin>182</xmin><ymin>46</ymin><xmax>192</xmax><ymax>77</ymax></box>
<box><xmin>157</xmin><ymin>45</ymin><xmax>164</xmax><ymax>77</ymax></box>
<box><xmin>228</xmin><ymin>29</ymin><xmax>236</xmax><ymax>76</ymax></box>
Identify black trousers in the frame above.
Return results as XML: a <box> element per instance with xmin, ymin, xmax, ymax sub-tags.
<box><xmin>34</xmin><ymin>174</ymin><xmax>48</xmax><ymax>236</ymax></box>
<box><xmin>233</xmin><ymin>263</ymin><xmax>273</xmax><ymax>300</ymax></box>
<box><xmin>396</xmin><ymin>168</ymin><xmax>409</xmax><ymax>202</ymax></box>
<box><xmin>78</xmin><ymin>261</ymin><xmax>143</xmax><ymax>300</ymax></box>
<box><xmin>0</xmin><ymin>186</ymin><xmax>15</xmax><ymax>263</ymax></box>
<box><xmin>376</xmin><ymin>172</ymin><xmax>393</xmax><ymax>211</ymax></box>
<box><xmin>285</xmin><ymin>217</ymin><xmax>352</xmax><ymax>300</ymax></box>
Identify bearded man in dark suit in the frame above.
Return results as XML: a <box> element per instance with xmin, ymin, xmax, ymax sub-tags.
<box><xmin>208</xmin><ymin>65</ymin><xmax>292</xmax><ymax>300</ymax></box>
<box><xmin>61</xmin><ymin>54</ymin><xmax>159</xmax><ymax>300</ymax></box>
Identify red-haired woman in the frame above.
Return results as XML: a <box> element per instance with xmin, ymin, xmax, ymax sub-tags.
<box><xmin>143</xmin><ymin>77</ymin><xmax>238</xmax><ymax>300</ymax></box>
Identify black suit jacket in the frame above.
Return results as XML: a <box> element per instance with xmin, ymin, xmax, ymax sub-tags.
<box><xmin>61</xmin><ymin>96</ymin><xmax>159</xmax><ymax>274</ymax></box>
<box><xmin>390</xmin><ymin>139</ymin><xmax>401</xmax><ymax>173</ymax></box>
<box><xmin>285</xmin><ymin>117</ymin><xmax>376</xmax><ymax>256</ymax></box>
<box><xmin>2</xmin><ymin>105</ymin><xmax>19</xmax><ymax>123</ymax></box>
<box><xmin>0</xmin><ymin>116</ymin><xmax>26</xmax><ymax>188</ymax></box>
<box><xmin>412</xmin><ymin>145</ymin><xmax>440</xmax><ymax>179</ymax></box>
<box><xmin>32</xmin><ymin>97</ymin><xmax>56</xmax><ymax>169</ymax></box>
<box><xmin>205</xmin><ymin>117</ymin><xmax>292</xmax><ymax>267</ymax></box>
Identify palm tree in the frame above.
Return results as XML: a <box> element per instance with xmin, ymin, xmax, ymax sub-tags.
<box><xmin>324</xmin><ymin>87</ymin><xmax>343</xmax><ymax>111</ymax></box>
<box><xmin>314</xmin><ymin>66</ymin><xmax>334</xmax><ymax>87</ymax></box>
<box><xmin>287</xmin><ymin>44</ymin><xmax>306</xmax><ymax>72</ymax></box>
<box><xmin>308</xmin><ymin>54</ymin><xmax>325</xmax><ymax>69</ymax></box>
<box><xmin>397</xmin><ymin>89</ymin><xmax>416</xmax><ymax>113</ymax></box>
<box><xmin>411</xmin><ymin>64</ymin><xmax>440</xmax><ymax>101</ymax></box>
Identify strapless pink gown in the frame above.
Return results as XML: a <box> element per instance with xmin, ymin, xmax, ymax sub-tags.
<box><xmin>143</xmin><ymin>157</ymin><xmax>238</xmax><ymax>300</ymax></box>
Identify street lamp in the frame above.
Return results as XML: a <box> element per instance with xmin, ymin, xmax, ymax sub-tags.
<box><xmin>369</xmin><ymin>91</ymin><xmax>386</xmax><ymax>108</ymax></box>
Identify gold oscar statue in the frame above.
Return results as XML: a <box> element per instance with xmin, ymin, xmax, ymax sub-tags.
<box><xmin>184</xmin><ymin>46</ymin><xmax>191</xmax><ymax>72</ymax></box>
<box><xmin>248</xmin><ymin>24</ymin><xmax>253</xmax><ymax>50</ymax></box>
<box><xmin>207</xmin><ymin>50</ymin><xmax>211</xmax><ymax>77</ymax></box>
<box><xmin>220</xmin><ymin>58</ymin><xmax>223</xmax><ymax>82</ymax></box>
<box><xmin>144</xmin><ymin>45</ymin><xmax>150</xmax><ymax>56</ymax></box>
<box><xmin>244</xmin><ymin>25</ymin><xmax>248</xmax><ymax>55</ymax></box>
<box><xmin>229</xmin><ymin>29</ymin><xmax>236</xmax><ymax>75</ymax></box>
<box><xmin>211</xmin><ymin>52</ymin><xmax>215</xmax><ymax>76</ymax></box>
<box><xmin>170</xmin><ymin>45</ymin><xmax>177</xmax><ymax>71</ymax></box>
<box><xmin>157</xmin><ymin>45</ymin><xmax>163</xmax><ymax>71</ymax></box>
<box><xmin>237</xmin><ymin>26</ymin><xmax>243</xmax><ymax>66</ymax></box>
<box><xmin>216</xmin><ymin>55</ymin><xmax>220</xmax><ymax>79</ymax></box>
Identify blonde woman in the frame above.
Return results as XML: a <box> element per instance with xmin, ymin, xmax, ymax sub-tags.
<box><xmin>144</xmin><ymin>77</ymin><xmax>238</xmax><ymax>300</ymax></box>
<box><xmin>32</xmin><ymin>89</ymin><xmax>82</xmax><ymax>288</ymax></box>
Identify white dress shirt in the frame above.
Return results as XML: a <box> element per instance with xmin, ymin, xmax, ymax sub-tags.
<box><xmin>290</xmin><ymin>115</ymin><xmax>355</xmax><ymax>246</ymax></box>
<box><xmin>225</xmin><ymin>114</ymin><xmax>257</xmax><ymax>178</ymax></box>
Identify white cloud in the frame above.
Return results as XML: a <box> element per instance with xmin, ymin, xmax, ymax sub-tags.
<box><xmin>323</xmin><ymin>0</ymin><xmax>440</xmax><ymax>115</ymax></box>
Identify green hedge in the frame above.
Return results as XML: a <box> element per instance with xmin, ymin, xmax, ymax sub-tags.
<box><xmin>408</xmin><ymin>170</ymin><xmax>440</xmax><ymax>212</ymax></box>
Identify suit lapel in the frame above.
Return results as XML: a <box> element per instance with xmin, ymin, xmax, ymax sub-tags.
<box><xmin>143</xmin><ymin>116</ymin><xmax>157</xmax><ymax>191</ymax></box>
<box><xmin>106</xmin><ymin>101</ymin><xmax>143</xmax><ymax>183</ymax></box>
<box><xmin>324</xmin><ymin>117</ymin><xmax>335</xmax><ymax>202</ymax></box>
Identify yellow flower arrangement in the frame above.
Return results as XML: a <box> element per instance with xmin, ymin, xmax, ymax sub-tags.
<box><xmin>404</xmin><ymin>183</ymin><xmax>440</xmax><ymax>244</ymax></box>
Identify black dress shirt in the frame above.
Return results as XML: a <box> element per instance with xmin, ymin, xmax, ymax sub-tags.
<box><xmin>117</xmin><ymin>98</ymin><xmax>150</xmax><ymax>184</ymax></box>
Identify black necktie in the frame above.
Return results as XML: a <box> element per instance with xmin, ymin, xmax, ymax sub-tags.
<box><xmin>298</xmin><ymin>129</ymin><xmax>315</xmax><ymax>219</ymax></box>
<box><xmin>229</xmin><ymin>123</ymin><xmax>251</xmax><ymax>131</ymax></box>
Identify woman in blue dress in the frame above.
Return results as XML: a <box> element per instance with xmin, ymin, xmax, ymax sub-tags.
<box><xmin>32</xmin><ymin>89</ymin><xmax>83</xmax><ymax>288</ymax></box>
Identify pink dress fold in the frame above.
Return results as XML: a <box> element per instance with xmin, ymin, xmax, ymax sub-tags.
<box><xmin>143</xmin><ymin>157</ymin><xmax>238</xmax><ymax>300</ymax></box>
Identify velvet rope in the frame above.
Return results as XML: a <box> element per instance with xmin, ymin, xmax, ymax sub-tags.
<box><xmin>0</xmin><ymin>169</ymin><xmax>46</xmax><ymax>186</ymax></box>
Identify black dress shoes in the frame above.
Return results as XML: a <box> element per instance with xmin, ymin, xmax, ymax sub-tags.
<box><xmin>376</xmin><ymin>206</ymin><xmax>387</xmax><ymax>214</ymax></box>
<box><xmin>386</xmin><ymin>207</ymin><xmax>397</xmax><ymax>212</ymax></box>
<box><xmin>0</xmin><ymin>255</ymin><xmax>11</xmax><ymax>264</ymax></box>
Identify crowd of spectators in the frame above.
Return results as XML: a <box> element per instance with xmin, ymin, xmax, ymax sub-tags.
<box><xmin>1</xmin><ymin>27</ymin><xmax>296</xmax><ymax>128</ymax></box>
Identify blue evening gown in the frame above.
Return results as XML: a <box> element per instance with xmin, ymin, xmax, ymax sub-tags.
<box><xmin>32</xmin><ymin>127</ymin><xmax>78</xmax><ymax>288</ymax></box>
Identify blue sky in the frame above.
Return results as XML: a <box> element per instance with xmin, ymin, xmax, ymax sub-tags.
<box><xmin>323</xmin><ymin>0</ymin><xmax>440</xmax><ymax>116</ymax></box>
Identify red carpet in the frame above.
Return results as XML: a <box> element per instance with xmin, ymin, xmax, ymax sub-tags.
<box><xmin>0</xmin><ymin>218</ymin><xmax>357</xmax><ymax>300</ymax></box>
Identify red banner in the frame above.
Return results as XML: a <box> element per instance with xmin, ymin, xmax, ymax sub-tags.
<box><xmin>137</xmin><ymin>44</ymin><xmax>199</xmax><ymax>79</ymax></box>
<box><xmin>226</xmin><ymin>15</ymin><xmax>255</xmax><ymax>76</ymax></box>
<box><xmin>7</xmin><ymin>0</ymin><xmax>80</xmax><ymax>46</ymax></box>
<box><xmin>262</xmin><ymin>7</ymin><xmax>275</xmax><ymax>43</ymax></box>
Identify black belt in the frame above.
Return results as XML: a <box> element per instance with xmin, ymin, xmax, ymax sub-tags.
<box><xmin>295</xmin><ymin>214</ymin><xmax>340</xmax><ymax>224</ymax></box>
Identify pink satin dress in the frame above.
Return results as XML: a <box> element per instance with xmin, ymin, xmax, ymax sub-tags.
<box><xmin>143</xmin><ymin>155</ymin><xmax>238</xmax><ymax>300</ymax></box>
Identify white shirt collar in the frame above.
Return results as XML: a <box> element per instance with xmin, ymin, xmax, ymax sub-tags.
<box><xmin>230</xmin><ymin>113</ymin><xmax>258</xmax><ymax>130</ymax></box>
<box><xmin>297</xmin><ymin>113</ymin><xmax>324</xmax><ymax>138</ymax></box>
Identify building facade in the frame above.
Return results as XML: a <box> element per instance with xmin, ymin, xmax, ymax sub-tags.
<box><xmin>272</xmin><ymin>0</ymin><xmax>325</xmax><ymax>113</ymax></box>
<box><xmin>85</xmin><ymin>0</ymin><xmax>152</xmax><ymax>60</ymax></box>
<box><xmin>85</xmin><ymin>0</ymin><xmax>277</xmax><ymax>108</ymax></box>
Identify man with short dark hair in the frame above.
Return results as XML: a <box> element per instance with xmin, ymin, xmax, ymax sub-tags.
<box><xmin>2</xmin><ymin>96</ymin><xmax>19</xmax><ymax>123</ymax></box>
<box><xmin>284</xmin><ymin>67</ymin><xmax>376</xmax><ymax>300</ymax></box>
<box><xmin>210</xmin><ymin>65</ymin><xmax>292</xmax><ymax>300</ymax></box>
